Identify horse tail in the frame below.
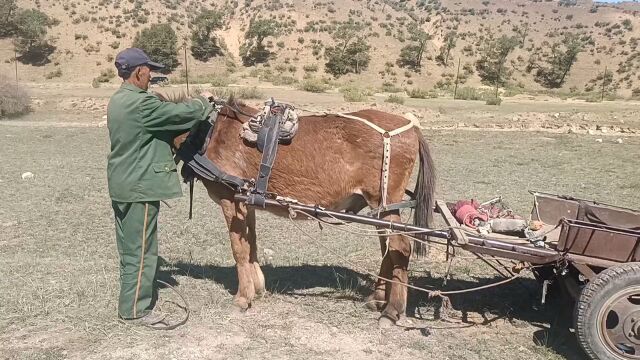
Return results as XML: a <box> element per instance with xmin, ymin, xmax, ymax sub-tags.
<box><xmin>413</xmin><ymin>128</ymin><xmax>436</xmax><ymax>257</ymax></box>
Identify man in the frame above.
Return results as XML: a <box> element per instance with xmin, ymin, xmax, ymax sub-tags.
<box><xmin>106</xmin><ymin>48</ymin><xmax>213</xmax><ymax>329</ymax></box>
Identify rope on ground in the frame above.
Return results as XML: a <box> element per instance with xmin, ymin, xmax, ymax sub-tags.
<box><xmin>155</xmin><ymin>279</ymin><xmax>190</xmax><ymax>330</ymax></box>
<box><xmin>287</xmin><ymin>210</ymin><xmax>531</xmax><ymax>319</ymax></box>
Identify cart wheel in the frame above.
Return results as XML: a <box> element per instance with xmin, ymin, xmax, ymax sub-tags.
<box><xmin>575</xmin><ymin>262</ymin><xmax>640</xmax><ymax>360</ymax></box>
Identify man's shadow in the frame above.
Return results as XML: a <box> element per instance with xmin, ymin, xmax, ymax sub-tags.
<box><xmin>157</xmin><ymin>257</ymin><xmax>584</xmax><ymax>359</ymax></box>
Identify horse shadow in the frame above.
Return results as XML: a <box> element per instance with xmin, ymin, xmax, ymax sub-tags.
<box><xmin>158</xmin><ymin>259</ymin><xmax>583</xmax><ymax>359</ymax></box>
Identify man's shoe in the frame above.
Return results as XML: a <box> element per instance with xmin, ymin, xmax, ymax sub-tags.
<box><xmin>121</xmin><ymin>311</ymin><xmax>169</xmax><ymax>330</ymax></box>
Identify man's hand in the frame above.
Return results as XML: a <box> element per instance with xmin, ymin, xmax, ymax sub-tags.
<box><xmin>200</xmin><ymin>91</ymin><xmax>214</xmax><ymax>100</ymax></box>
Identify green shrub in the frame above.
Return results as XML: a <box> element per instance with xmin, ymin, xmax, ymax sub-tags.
<box><xmin>209</xmin><ymin>74</ymin><xmax>230</xmax><ymax>87</ymax></box>
<box><xmin>300</xmin><ymin>78</ymin><xmax>329</xmax><ymax>92</ymax></box>
<box><xmin>303</xmin><ymin>64</ymin><xmax>318</xmax><ymax>72</ymax></box>
<box><xmin>45</xmin><ymin>68</ymin><xmax>63</xmax><ymax>79</ymax></box>
<box><xmin>92</xmin><ymin>69</ymin><xmax>115</xmax><ymax>87</ymax></box>
<box><xmin>456</xmin><ymin>86</ymin><xmax>492</xmax><ymax>101</ymax></box>
<box><xmin>0</xmin><ymin>76</ymin><xmax>31</xmax><ymax>117</ymax></box>
<box><xmin>132</xmin><ymin>23</ymin><xmax>179</xmax><ymax>71</ymax></box>
<box><xmin>381</xmin><ymin>81</ymin><xmax>402</xmax><ymax>93</ymax></box>
<box><xmin>408</xmin><ymin>88</ymin><xmax>438</xmax><ymax>99</ymax></box>
<box><xmin>178</xmin><ymin>72</ymin><xmax>230</xmax><ymax>86</ymax></box>
<box><xmin>213</xmin><ymin>86</ymin><xmax>264</xmax><ymax>99</ymax></box>
<box><xmin>485</xmin><ymin>97</ymin><xmax>502</xmax><ymax>105</ymax></box>
<box><xmin>272</xmin><ymin>75</ymin><xmax>297</xmax><ymax>86</ymax></box>
<box><xmin>340</xmin><ymin>86</ymin><xmax>372</xmax><ymax>102</ymax></box>
<box><xmin>385</xmin><ymin>94</ymin><xmax>405</xmax><ymax>104</ymax></box>
<box><xmin>585</xmin><ymin>95</ymin><xmax>600</xmax><ymax>103</ymax></box>
<box><xmin>95</xmin><ymin>69</ymin><xmax>116</xmax><ymax>82</ymax></box>
<box><xmin>502</xmin><ymin>87</ymin><xmax>524</xmax><ymax>97</ymax></box>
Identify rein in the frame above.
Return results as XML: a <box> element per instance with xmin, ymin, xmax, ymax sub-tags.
<box><xmin>213</xmin><ymin>98</ymin><xmax>259</xmax><ymax>120</ymax></box>
<box><xmin>227</xmin><ymin>102</ymin><xmax>258</xmax><ymax>119</ymax></box>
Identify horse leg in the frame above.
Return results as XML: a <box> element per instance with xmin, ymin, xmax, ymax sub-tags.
<box><xmin>378</xmin><ymin>213</ymin><xmax>411</xmax><ymax>327</ymax></box>
<box><xmin>220</xmin><ymin>198</ymin><xmax>256</xmax><ymax>310</ymax></box>
<box><xmin>246</xmin><ymin>208</ymin><xmax>265</xmax><ymax>297</ymax></box>
<box><xmin>365</xmin><ymin>235</ymin><xmax>392</xmax><ymax>311</ymax></box>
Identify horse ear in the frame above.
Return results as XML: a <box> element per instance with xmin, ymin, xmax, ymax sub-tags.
<box><xmin>226</xmin><ymin>93</ymin><xmax>236</xmax><ymax>106</ymax></box>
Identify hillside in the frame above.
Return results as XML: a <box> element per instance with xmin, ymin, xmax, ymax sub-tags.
<box><xmin>2</xmin><ymin>0</ymin><xmax>640</xmax><ymax>97</ymax></box>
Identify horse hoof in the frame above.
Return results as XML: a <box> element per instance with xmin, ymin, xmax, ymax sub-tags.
<box><xmin>365</xmin><ymin>293</ymin><xmax>386</xmax><ymax>311</ymax></box>
<box><xmin>365</xmin><ymin>298</ymin><xmax>385</xmax><ymax>311</ymax></box>
<box><xmin>232</xmin><ymin>297</ymin><xmax>251</xmax><ymax>313</ymax></box>
<box><xmin>378</xmin><ymin>315</ymin><xmax>395</xmax><ymax>329</ymax></box>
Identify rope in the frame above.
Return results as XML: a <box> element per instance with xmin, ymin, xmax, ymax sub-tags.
<box><xmin>288</xmin><ymin>210</ymin><xmax>532</xmax><ymax>299</ymax></box>
<box><xmin>153</xmin><ymin>279</ymin><xmax>190</xmax><ymax>330</ymax></box>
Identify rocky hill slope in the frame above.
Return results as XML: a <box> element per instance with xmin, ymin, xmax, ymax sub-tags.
<box><xmin>2</xmin><ymin>0</ymin><xmax>640</xmax><ymax>97</ymax></box>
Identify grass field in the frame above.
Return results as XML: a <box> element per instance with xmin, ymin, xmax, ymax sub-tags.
<box><xmin>1</xmin><ymin>113</ymin><xmax>638</xmax><ymax>360</ymax></box>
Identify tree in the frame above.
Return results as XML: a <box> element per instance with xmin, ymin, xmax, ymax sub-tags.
<box><xmin>324</xmin><ymin>21</ymin><xmax>371</xmax><ymax>76</ymax></box>
<box><xmin>475</xmin><ymin>33</ymin><xmax>519</xmax><ymax>86</ymax></box>
<box><xmin>13</xmin><ymin>9</ymin><xmax>57</xmax><ymax>65</ymax></box>
<box><xmin>132</xmin><ymin>24</ymin><xmax>179</xmax><ymax>71</ymax></box>
<box><xmin>190</xmin><ymin>9</ymin><xmax>224</xmax><ymax>61</ymax></box>
<box><xmin>513</xmin><ymin>22</ymin><xmax>529</xmax><ymax>48</ymax></box>
<box><xmin>240</xmin><ymin>18</ymin><xmax>281</xmax><ymax>66</ymax></box>
<box><xmin>0</xmin><ymin>0</ymin><xmax>17</xmax><ymax>37</ymax></box>
<box><xmin>396</xmin><ymin>22</ymin><xmax>431</xmax><ymax>70</ymax></box>
<box><xmin>526</xmin><ymin>33</ymin><xmax>585</xmax><ymax>88</ymax></box>
<box><xmin>435</xmin><ymin>31</ymin><xmax>457</xmax><ymax>66</ymax></box>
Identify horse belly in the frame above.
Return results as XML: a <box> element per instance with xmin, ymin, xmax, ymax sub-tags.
<box><xmin>265</xmin><ymin>137</ymin><xmax>378</xmax><ymax>209</ymax></box>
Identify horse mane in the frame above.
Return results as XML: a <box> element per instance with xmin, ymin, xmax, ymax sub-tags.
<box><xmin>226</xmin><ymin>94</ymin><xmax>246</xmax><ymax>108</ymax></box>
<box><xmin>152</xmin><ymin>90</ymin><xmax>189</xmax><ymax>103</ymax></box>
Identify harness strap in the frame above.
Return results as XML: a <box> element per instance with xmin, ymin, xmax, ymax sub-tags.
<box><xmin>247</xmin><ymin>110</ymin><xmax>281</xmax><ymax>208</ymax></box>
<box><xmin>335</xmin><ymin>113</ymin><xmax>419</xmax><ymax>213</ymax></box>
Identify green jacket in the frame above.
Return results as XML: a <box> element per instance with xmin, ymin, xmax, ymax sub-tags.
<box><xmin>106</xmin><ymin>83</ymin><xmax>213</xmax><ymax>202</ymax></box>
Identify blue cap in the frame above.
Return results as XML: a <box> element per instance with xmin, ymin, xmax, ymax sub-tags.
<box><xmin>114</xmin><ymin>48</ymin><xmax>164</xmax><ymax>77</ymax></box>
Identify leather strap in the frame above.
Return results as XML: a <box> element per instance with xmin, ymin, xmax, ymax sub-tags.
<box><xmin>335</xmin><ymin>113</ymin><xmax>418</xmax><ymax>212</ymax></box>
<box><xmin>247</xmin><ymin>111</ymin><xmax>281</xmax><ymax>207</ymax></box>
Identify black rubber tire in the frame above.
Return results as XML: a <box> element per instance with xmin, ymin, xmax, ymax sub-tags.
<box><xmin>575</xmin><ymin>262</ymin><xmax>640</xmax><ymax>360</ymax></box>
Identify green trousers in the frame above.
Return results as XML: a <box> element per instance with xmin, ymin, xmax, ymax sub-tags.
<box><xmin>112</xmin><ymin>201</ymin><xmax>160</xmax><ymax>319</ymax></box>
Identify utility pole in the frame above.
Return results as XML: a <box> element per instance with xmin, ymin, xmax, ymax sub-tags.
<box><xmin>495</xmin><ymin>64</ymin><xmax>501</xmax><ymax>100</ymax></box>
<box><xmin>453</xmin><ymin>57</ymin><xmax>461</xmax><ymax>100</ymax></box>
<box><xmin>601</xmin><ymin>66</ymin><xmax>607</xmax><ymax>102</ymax></box>
<box><xmin>184</xmin><ymin>45</ymin><xmax>190</xmax><ymax>96</ymax></box>
<box><xmin>14</xmin><ymin>47</ymin><xmax>18</xmax><ymax>85</ymax></box>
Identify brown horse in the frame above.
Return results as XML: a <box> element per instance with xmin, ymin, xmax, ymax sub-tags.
<box><xmin>172</xmin><ymin>97</ymin><xmax>436</xmax><ymax>325</ymax></box>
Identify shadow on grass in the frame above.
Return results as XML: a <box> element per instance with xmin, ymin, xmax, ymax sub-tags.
<box><xmin>164</xmin><ymin>262</ymin><xmax>370</xmax><ymax>298</ymax></box>
<box><xmin>407</xmin><ymin>274</ymin><xmax>582</xmax><ymax>359</ymax></box>
<box><xmin>161</xmin><ymin>261</ymin><xmax>583</xmax><ymax>359</ymax></box>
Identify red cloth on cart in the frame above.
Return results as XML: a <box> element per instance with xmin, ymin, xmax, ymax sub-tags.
<box><xmin>452</xmin><ymin>200</ymin><xmax>488</xmax><ymax>228</ymax></box>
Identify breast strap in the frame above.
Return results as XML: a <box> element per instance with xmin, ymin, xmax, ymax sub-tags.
<box><xmin>335</xmin><ymin>113</ymin><xmax>420</xmax><ymax>214</ymax></box>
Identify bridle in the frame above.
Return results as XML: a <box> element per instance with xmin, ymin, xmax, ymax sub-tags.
<box><xmin>208</xmin><ymin>97</ymin><xmax>258</xmax><ymax>121</ymax></box>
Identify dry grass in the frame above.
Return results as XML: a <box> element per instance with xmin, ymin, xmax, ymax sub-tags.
<box><xmin>1</xmin><ymin>85</ymin><xmax>639</xmax><ymax>359</ymax></box>
<box><xmin>1</xmin><ymin>112</ymin><xmax>638</xmax><ymax>359</ymax></box>
<box><xmin>0</xmin><ymin>76</ymin><xmax>31</xmax><ymax>118</ymax></box>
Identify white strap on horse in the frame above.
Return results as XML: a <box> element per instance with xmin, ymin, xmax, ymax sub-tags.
<box><xmin>336</xmin><ymin>112</ymin><xmax>421</xmax><ymax>213</ymax></box>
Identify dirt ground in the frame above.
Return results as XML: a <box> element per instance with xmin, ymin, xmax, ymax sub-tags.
<box><xmin>1</xmin><ymin>84</ymin><xmax>639</xmax><ymax>360</ymax></box>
